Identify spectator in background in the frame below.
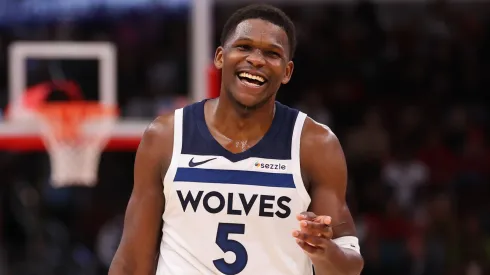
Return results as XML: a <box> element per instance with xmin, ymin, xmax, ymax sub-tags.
<box><xmin>382</xmin><ymin>145</ymin><xmax>428</xmax><ymax>212</ymax></box>
<box><xmin>363</xmin><ymin>196</ymin><xmax>413</xmax><ymax>275</ymax></box>
<box><xmin>419</xmin><ymin>192</ymin><xmax>458</xmax><ymax>275</ymax></box>
<box><xmin>417</xmin><ymin>129</ymin><xmax>458</xmax><ymax>186</ymax></box>
<box><xmin>294</xmin><ymin>88</ymin><xmax>333</xmax><ymax>126</ymax></box>
<box><xmin>458</xmin><ymin>215</ymin><xmax>490</xmax><ymax>275</ymax></box>
<box><xmin>345</xmin><ymin>108</ymin><xmax>390</xmax><ymax>165</ymax></box>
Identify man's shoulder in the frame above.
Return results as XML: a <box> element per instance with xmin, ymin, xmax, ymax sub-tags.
<box><xmin>300</xmin><ymin>116</ymin><xmax>343</xmax><ymax>168</ymax></box>
<box><xmin>276</xmin><ymin>102</ymin><xmax>340</xmax><ymax>151</ymax></box>
<box><xmin>299</xmin><ymin>116</ymin><xmax>347</xmax><ymax>189</ymax></box>
<box><xmin>147</xmin><ymin>112</ymin><xmax>175</xmax><ymax>138</ymax></box>
<box><xmin>145</xmin><ymin>98</ymin><xmax>203</xmax><ymax>138</ymax></box>
<box><xmin>139</xmin><ymin>112</ymin><xmax>175</xmax><ymax>154</ymax></box>
<box><xmin>301</xmin><ymin>116</ymin><xmax>338</xmax><ymax>147</ymax></box>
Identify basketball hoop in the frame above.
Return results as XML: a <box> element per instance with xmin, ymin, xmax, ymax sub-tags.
<box><xmin>34</xmin><ymin>102</ymin><xmax>118</xmax><ymax>187</ymax></box>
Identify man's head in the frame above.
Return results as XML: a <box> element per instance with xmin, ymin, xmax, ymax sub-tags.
<box><xmin>214</xmin><ymin>4</ymin><xmax>296</xmax><ymax>110</ymax></box>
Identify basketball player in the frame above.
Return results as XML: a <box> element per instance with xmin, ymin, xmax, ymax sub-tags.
<box><xmin>109</xmin><ymin>4</ymin><xmax>363</xmax><ymax>275</ymax></box>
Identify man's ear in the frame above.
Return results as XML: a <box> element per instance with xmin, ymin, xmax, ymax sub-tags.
<box><xmin>282</xmin><ymin>60</ymin><xmax>294</xmax><ymax>84</ymax></box>
<box><xmin>214</xmin><ymin>46</ymin><xmax>224</xmax><ymax>69</ymax></box>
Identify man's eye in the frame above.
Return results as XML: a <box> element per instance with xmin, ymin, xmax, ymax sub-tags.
<box><xmin>237</xmin><ymin>45</ymin><xmax>251</xmax><ymax>51</ymax></box>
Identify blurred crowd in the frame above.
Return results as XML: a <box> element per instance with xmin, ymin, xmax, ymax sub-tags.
<box><xmin>1</xmin><ymin>1</ymin><xmax>490</xmax><ymax>275</ymax></box>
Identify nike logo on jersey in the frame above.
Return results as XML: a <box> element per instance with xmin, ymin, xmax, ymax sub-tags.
<box><xmin>189</xmin><ymin>157</ymin><xmax>217</xmax><ymax>167</ymax></box>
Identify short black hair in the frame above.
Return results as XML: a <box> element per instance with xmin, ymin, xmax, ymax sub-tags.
<box><xmin>220</xmin><ymin>4</ymin><xmax>297</xmax><ymax>60</ymax></box>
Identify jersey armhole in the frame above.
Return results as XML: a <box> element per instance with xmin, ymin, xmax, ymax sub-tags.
<box><xmin>291</xmin><ymin>111</ymin><xmax>311</xmax><ymax>210</ymax></box>
<box><xmin>162</xmin><ymin>108</ymin><xmax>183</xmax><ymax>201</ymax></box>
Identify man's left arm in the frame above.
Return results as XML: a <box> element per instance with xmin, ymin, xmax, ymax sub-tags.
<box><xmin>293</xmin><ymin>118</ymin><xmax>364</xmax><ymax>275</ymax></box>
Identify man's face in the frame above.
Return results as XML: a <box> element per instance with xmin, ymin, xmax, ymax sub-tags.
<box><xmin>215</xmin><ymin>18</ymin><xmax>294</xmax><ymax>109</ymax></box>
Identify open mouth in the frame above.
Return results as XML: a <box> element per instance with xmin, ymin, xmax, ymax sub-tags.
<box><xmin>237</xmin><ymin>72</ymin><xmax>267</xmax><ymax>87</ymax></box>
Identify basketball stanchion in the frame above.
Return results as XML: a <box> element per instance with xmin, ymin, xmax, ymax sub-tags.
<box><xmin>34</xmin><ymin>101</ymin><xmax>118</xmax><ymax>187</ymax></box>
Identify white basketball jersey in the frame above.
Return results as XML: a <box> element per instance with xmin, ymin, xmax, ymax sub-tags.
<box><xmin>156</xmin><ymin>100</ymin><xmax>313</xmax><ymax>275</ymax></box>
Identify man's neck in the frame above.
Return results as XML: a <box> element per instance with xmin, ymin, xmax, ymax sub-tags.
<box><xmin>207</xmin><ymin>95</ymin><xmax>276</xmax><ymax>141</ymax></box>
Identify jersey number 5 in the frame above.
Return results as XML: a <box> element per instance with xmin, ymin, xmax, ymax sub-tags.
<box><xmin>213</xmin><ymin>223</ymin><xmax>248</xmax><ymax>275</ymax></box>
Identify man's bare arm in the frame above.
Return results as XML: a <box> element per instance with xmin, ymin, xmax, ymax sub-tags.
<box><xmin>300</xmin><ymin>118</ymin><xmax>364</xmax><ymax>275</ymax></box>
<box><xmin>109</xmin><ymin>114</ymin><xmax>174</xmax><ymax>275</ymax></box>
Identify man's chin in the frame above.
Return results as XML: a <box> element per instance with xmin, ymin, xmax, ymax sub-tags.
<box><xmin>229</xmin><ymin>92</ymin><xmax>274</xmax><ymax>111</ymax></box>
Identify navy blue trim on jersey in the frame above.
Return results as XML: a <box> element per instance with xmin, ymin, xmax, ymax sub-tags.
<box><xmin>181</xmin><ymin>100</ymin><xmax>299</xmax><ymax>162</ymax></box>
<box><xmin>174</xmin><ymin>167</ymin><xmax>295</xmax><ymax>188</ymax></box>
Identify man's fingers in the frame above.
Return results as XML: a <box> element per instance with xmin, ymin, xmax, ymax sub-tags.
<box><xmin>297</xmin><ymin>213</ymin><xmax>332</xmax><ymax>225</ymax></box>
<box><xmin>320</xmin><ymin>215</ymin><xmax>332</xmax><ymax>225</ymax></box>
<box><xmin>292</xmin><ymin>230</ymin><xmax>325</xmax><ymax>247</ymax></box>
<box><xmin>299</xmin><ymin>220</ymin><xmax>333</xmax><ymax>238</ymax></box>
<box><xmin>295</xmin><ymin>239</ymin><xmax>323</xmax><ymax>254</ymax></box>
<box><xmin>296</xmin><ymin>212</ymin><xmax>317</xmax><ymax>221</ymax></box>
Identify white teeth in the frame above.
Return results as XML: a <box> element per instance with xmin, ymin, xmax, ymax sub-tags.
<box><xmin>245</xmin><ymin>82</ymin><xmax>260</xmax><ymax>87</ymax></box>
<box><xmin>238</xmin><ymin>72</ymin><xmax>265</xmax><ymax>83</ymax></box>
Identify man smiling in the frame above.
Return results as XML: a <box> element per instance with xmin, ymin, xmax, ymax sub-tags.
<box><xmin>110</xmin><ymin>4</ymin><xmax>364</xmax><ymax>275</ymax></box>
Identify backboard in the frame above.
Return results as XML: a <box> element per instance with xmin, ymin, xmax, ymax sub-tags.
<box><xmin>0</xmin><ymin>41</ymin><xmax>149</xmax><ymax>151</ymax></box>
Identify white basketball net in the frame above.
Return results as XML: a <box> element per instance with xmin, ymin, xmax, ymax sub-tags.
<box><xmin>35</xmin><ymin>104</ymin><xmax>117</xmax><ymax>188</ymax></box>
